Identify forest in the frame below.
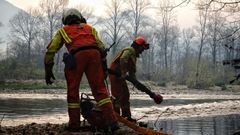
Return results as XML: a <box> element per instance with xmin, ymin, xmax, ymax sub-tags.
<box><xmin>0</xmin><ymin>0</ymin><xmax>240</xmax><ymax>89</ymax></box>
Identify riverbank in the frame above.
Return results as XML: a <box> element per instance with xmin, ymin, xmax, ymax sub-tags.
<box><xmin>0</xmin><ymin>123</ymin><xmax>142</xmax><ymax>135</ymax></box>
<box><xmin>0</xmin><ymin>84</ymin><xmax>240</xmax><ymax>134</ymax></box>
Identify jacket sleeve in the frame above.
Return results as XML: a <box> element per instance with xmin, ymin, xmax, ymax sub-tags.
<box><xmin>44</xmin><ymin>29</ymin><xmax>64</xmax><ymax>65</ymax></box>
<box><xmin>92</xmin><ymin>27</ymin><xmax>105</xmax><ymax>51</ymax></box>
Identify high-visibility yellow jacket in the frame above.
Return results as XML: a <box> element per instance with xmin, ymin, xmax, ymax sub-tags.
<box><xmin>44</xmin><ymin>23</ymin><xmax>105</xmax><ymax>65</ymax></box>
<box><xmin>111</xmin><ymin>47</ymin><xmax>137</xmax><ymax>78</ymax></box>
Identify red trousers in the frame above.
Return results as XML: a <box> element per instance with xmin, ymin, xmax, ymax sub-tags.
<box><xmin>109</xmin><ymin>63</ymin><xmax>131</xmax><ymax>118</ymax></box>
<box><xmin>64</xmin><ymin>49</ymin><xmax>117</xmax><ymax>129</ymax></box>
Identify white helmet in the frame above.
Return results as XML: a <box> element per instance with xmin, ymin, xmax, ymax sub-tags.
<box><xmin>62</xmin><ymin>8</ymin><xmax>83</xmax><ymax>25</ymax></box>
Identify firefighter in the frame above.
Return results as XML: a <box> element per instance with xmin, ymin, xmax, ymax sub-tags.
<box><xmin>109</xmin><ymin>37</ymin><xmax>162</xmax><ymax>122</ymax></box>
<box><xmin>44</xmin><ymin>8</ymin><xmax>118</xmax><ymax>132</ymax></box>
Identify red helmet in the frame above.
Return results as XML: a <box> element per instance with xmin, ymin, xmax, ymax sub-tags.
<box><xmin>134</xmin><ymin>37</ymin><xmax>149</xmax><ymax>49</ymax></box>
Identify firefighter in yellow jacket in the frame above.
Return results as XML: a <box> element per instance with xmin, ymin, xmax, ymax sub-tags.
<box><xmin>44</xmin><ymin>8</ymin><xmax>118</xmax><ymax>132</ymax></box>
<box><xmin>109</xmin><ymin>37</ymin><xmax>152</xmax><ymax>122</ymax></box>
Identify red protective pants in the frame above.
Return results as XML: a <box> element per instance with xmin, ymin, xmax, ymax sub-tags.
<box><xmin>65</xmin><ymin>49</ymin><xmax>117</xmax><ymax>129</ymax></box>
<box><xmin>109</xmin><ymin>63</ymin><xmax>131</xmax><ymax>118</ymax></box>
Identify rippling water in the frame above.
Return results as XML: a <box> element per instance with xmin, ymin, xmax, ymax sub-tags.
<box><xmin>148</xmin><ymin>115</ymin><xmax>240</xmax><ymax>135</ymax></box>
<box><xmin>0</xmin><ymin>97</ymin><xmax>240</xmax><ymax>135</ymax></box>
<box><xmin>0</xmin><ymin>98</ymin><xmax>67</xmax><ymax>118</ymax></box>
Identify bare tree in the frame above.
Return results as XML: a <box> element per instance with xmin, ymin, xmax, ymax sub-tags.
<box><xmin>9</xmin><ymin>9</ymin><xmax>40</xmax><ymax>63</ymax></box>
<box><xmin>74</xmin><ymin>4</ymin><xmax>94</xmax><ymax>21</ymax></box>
<box><xmin>157</xmin><ymin>0</ymin><xmax>177</xmax><ymax>70</ymax></box>
<box><xmin>183</xmin><ymin>29</ymin><xmax>195</xmax><ymax>61</ymax></box>
<box><xmin>39</xmin><ymin>0</ymin><xmax>69</xmax><ymax>72</ymax></box>
<box><xmin>206</xmin><ymin>9</ymin><xmax>225</xmax><ymax>73</ymax></box>
<box><xmin>169</xmin><ymin>26</ymin><xmax>180</xmax><ymax>74</ymax></box>
<box><xmin>125</xmin><ymin>0</ymin><xmax>150</xmax><ymax>39</ymax></box>
<box><xmin>198</xmin><ymin>0</ymin><xmax>240</xmax><ymax>11</ymax></box>
<box><xmin>195</xmin><ymin>0</ymin><xmax>210</xmax><ymax>87</ymax></box>
<box><xmin>0</xmin><ymin>22</ymin><xmax>3</xmax><ymax>44</ymax></box>
<box><xmin>39</xmin><ymin>0</ymin><xmax>69</xmax><ymax>40</ymax></box>
<box><xmin>178</xmin><ymin>28</ymin><xmax>195</xmax><ymax>84</ymax></box>
<box><xmin>195</xmin><ymin>0</ymin><xmax>240</xmax><ymax>84</ymax></box>
<box><xmin>139</xmin><ymin>23</ymin><xmax>159</xmax><ymax>80</ymax></box>
<box><xmin>101</xmin><ymin>0</ymin><xmax>126</xmax><ymax>55</ymax></box>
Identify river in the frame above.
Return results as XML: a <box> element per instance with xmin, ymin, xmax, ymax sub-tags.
<box><xmin>0</xmin><ymin>95</ymin><xmax>240</xmax><ymax>135</ymax></box>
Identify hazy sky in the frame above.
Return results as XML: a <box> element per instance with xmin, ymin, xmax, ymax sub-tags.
<box><xmin>7</xmin><ymin>0</ymin><xmax>39</xmax><ymax>9</ymax></box>
<box><xmin>6</xmin><ymin>0</ymin><xmax>197</xmax><ymax>28</ymax></box>
<box><xmin>0</xmin><ymin>0</ymin><xmax>197</xmax><ymax>52</ymax></box>
<box><xmin>6</xmin><ymin>0</ymin><xmax>105</xmax><ymax>16</ymax></box>
<box><xmin>6</xmin><ymin>0</ymin><xmax>101</xmax><ymax>8</ymax></box>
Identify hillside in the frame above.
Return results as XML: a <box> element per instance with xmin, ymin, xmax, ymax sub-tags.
<box><xmin>0</xmin><ymin>0</ymin><xmax>21</xmax><ymax>51</ymax></box>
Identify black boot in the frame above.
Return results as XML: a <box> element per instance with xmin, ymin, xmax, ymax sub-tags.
<box><xmin>111</xmin><ymin>122</ymin><xmax>120</xmax><ymax>132</ymax></box>
<box><xmin>127</xmin><ymin>117</ymin><xmax>137</xmax><ymax>123</ymax></box>
<box><xmin>65</xmin><ymin>126</ymin><xmax>80</xmax><ymax>132</ymax></box>
<box><xmin>103</xmin><ymin>122</ymin><xmax>120</xmax><ymax>133</ymax></box>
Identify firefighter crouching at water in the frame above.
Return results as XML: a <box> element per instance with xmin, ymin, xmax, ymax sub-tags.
<box><xmin>109</xmin><ymin>37</ymin><xmax>163</xmax><ymax>122</ymax></box>
<box><xmin>44</xmin><ymin>8</ymin><xmax>118</xmax><ymax>132</ymax></box>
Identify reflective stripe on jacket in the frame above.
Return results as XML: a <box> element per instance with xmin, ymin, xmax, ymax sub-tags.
<box><xmin>44</xmin><ymin>23</ymin><xmax>105</xmax><ymax>64</ymax></box>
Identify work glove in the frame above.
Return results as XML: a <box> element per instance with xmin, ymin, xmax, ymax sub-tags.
<box><xmin>151</xmin><ymin>93</ymin><xmax>163</xmax><ymax>104</ymax></box>
<box><xmin>45</xmin><ymin>63</ymin><xmax>55</xmax><ymax>85</ymax></box>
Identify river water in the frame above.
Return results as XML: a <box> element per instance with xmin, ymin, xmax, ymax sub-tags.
<box><xmin>148</xmin><ymin>114</ymin><xmax>240</xmax><ymax>135</ymax></box>
<box><xmin>0</xmin><ymin>97</ymin><xmax>240</xmax><ymax>135</ymax></box>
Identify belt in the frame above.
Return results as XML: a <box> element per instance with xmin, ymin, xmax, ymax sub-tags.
<box><xmin>70</xmin><ymin>46</ymin><xmax>100</xmax><ymax>55</ymax></box>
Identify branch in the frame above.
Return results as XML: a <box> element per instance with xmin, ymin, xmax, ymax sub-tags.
<box><xmin>154</xmin><ymin>108</ymin><xmax>170</xmax><ymax>128</ymax></box>
<box><xmin>214</xmin><ymin>0</ymin><xmax>240</xmax><ymax>5</ymax></box>
<box><xmin>199</xmin><ymin>0</ymin><xmax>240</xmax><ymax>11</ymax></box>
<box><xmin>169</xmin><ymin>0</ymin><xmax>191</xmax><ymax>11</ymax></box>
<box><xmin>218</xmin><ymin>26</ymin><xmax>240</xmax><ymax>42</ymax></box>
<box><xmin>0</xmin><ymin>114</ymin><xmax>5</xmax><ymax>127</ymax></box>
